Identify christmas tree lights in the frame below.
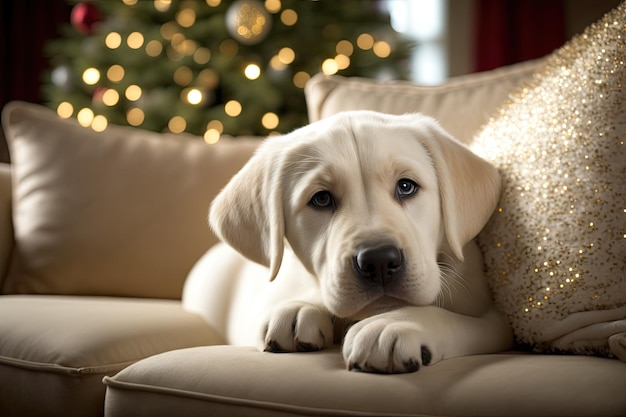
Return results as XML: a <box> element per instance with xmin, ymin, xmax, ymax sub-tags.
<box><xmin>44</xmin><ymin>0</ymin><xmax>411</xmax><ymax>142</ymax></box>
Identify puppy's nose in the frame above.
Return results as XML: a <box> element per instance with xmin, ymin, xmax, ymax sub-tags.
<box><xmin>354</xmin><ymin>244</ymin><xmax>404</xmax><ymax>286</ymax></box>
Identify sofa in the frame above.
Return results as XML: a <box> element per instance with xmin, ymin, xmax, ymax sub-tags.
<box><xmin>1</xmin><ymin>5</ymin><xmax>626</xmax><ymax>415</ymax></box>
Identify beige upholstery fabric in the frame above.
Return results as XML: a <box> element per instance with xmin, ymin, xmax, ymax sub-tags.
<box><xmin>1</xmin><ymin>102</ymin><xmax>259</xmax><ymax>298</ymax></box>
<box><xmin>305</xmin><ymin>58</ymin><xmax>543</xmax><ymax>144</ymax></box>
<box><xmin>0</xmin><ymin>295</ymin><xmax>222</xmax><ymax>417</ymax></box>
<box><xmin>0</xmin><ymin>163</ymin><xmax>11</xmax><ymax>288</ymax></box>
<box><xmin>104</xmin><ymin>345</ymin><xmax>626</xmax><ymax>417</ymax></box>
<box><xmin>2</xmin><ymin>364</ymin><xmax>109</xmax><ymax>417</ymax></box>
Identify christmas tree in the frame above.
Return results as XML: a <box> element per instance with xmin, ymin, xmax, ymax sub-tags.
<box><xmin>43</xmin><ymin>0</ymin><xmax>411</xmax><ymax>142</ymax></box>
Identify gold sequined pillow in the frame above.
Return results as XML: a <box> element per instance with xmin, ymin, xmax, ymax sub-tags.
<box><xmin>472</xmin><ymin>3</ymin><xmax>626</xmax><ymax>359</ymax></box>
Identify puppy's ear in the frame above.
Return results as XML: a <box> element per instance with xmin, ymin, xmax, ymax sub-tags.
<box><xmin>209</xmin><ymin>138</ymin><xmax>287</xmax><ymax>281</ymax></box>
<box><xmin>416</xmin><ymin>118</ymin><xmax>501</xmax><ymax>261</ymax></box>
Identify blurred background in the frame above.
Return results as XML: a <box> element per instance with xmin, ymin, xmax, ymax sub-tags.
<box><xmin>0</xmin><ymin>0</ymin><xmax>621</xmax><ymax>163</ymax></box>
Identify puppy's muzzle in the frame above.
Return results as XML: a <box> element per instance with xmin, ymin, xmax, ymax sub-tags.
<box><xmin>353</xmin><ymin>244</ymin><xmax>404</xmax><ymax>286</ymax></box>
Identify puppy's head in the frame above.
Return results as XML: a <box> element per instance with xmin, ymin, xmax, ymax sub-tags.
<box><xmin>210</xmin><ymin>111</ymin><xmax>500</xmax><ymax>319</ymax></box>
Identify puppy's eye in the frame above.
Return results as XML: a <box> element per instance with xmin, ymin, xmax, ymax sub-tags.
<box><xmin>309</xmin><ymin>191</ymin><xmax>335</xmax><ymax>209</ymax></box>
<box><xmin>396</xmin><ymin>179</ymin><xmax>420</xmax><ymax>199</ymax></box>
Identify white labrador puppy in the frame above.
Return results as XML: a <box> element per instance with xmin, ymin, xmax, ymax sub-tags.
<box><xmin>184</xmin><ymin>111</ymin><xmax>512</xmax><ymax>374</ymax></box>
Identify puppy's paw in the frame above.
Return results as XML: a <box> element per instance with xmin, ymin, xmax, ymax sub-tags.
<box><xmin>342</xmin><ymin>316</ymin><xmax>439</xmax><ymax>374</ymax></box>
<box><xmin>261</xmin><ymin>302</ymin><xmax>334</xmax><ymax>353</ymax></box>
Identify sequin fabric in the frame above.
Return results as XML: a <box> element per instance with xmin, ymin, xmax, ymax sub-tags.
<box><xmin>471</xmin><ymin>3</ymin><xmax>625</xmax><ymax>355</ymax></box>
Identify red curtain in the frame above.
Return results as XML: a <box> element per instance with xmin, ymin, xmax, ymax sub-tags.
<box><xmin>474</xmin><ymin>0</ymin><xmax>566</xmax><ymax>72</ymax></box>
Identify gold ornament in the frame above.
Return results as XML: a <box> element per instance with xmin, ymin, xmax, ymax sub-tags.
<box><xmin>225</xmin><ymin>0</ymin><xmax>272</xmax><ymax>45</ymax></box>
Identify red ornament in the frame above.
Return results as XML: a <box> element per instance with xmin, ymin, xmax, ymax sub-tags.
<box><xmin>92</xmin><ymin>86</ymin><xmax>106</xmax><ymax>103</ymax></box>
<box><xmin>71</xmin><ymin>2</ymin><xmax>101</xmax><ymax>35</ymax></box>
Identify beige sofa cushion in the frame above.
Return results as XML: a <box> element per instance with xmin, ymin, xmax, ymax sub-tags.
<box><xmin>0</xmin><ymin>295</ymin><xmax>222</xmax><ymax>417</ymax></box>
<box><xmin>305</xmin><ymin>58</ymin><xmax>543</xmax><ymax>144</ymax></box>
<box><xmin>104</xmin><ymin>345</ymin><xmax>626</xmax><ymax>417</ymax></box>
<box><xmin>472</xmin><ymin>2</ymin><xmax>626</xmax><ymax>358</ymax></box>
<box><xmin>1</xmin><ymin>102</ymin><xmax>259</xmax><ymax>298</ymax></box>
<box><xmin>0</xmin><ymin>163</ymin><xmax>11</xmax><ymax>288</ymax></box>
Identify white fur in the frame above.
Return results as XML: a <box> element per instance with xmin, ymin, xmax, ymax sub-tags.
<box><xmin>183</xmin><ymin>111</ymin><xmax>512</xmax><ymax>373</ymax></box>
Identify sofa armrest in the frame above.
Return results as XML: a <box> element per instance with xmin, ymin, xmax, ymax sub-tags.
<box><xmin>0</xmin><ymin>163</ymin><xmax>13</xmax><ymax>288</ymax></box>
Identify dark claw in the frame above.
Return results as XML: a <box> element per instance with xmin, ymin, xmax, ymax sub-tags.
<box><xmin>403</xmin><ymin>358</ymin><xmax>420</xmax><ymax>373</ymax></box>
<box><xmin>295</xmin><ymin>340</ymin><xmax>319</xmax><ymax>352</ymax></box>
<box><xmin>421</xmin><ymin>346</ymin><xmax>432</xmax><ymax>365</ymax></box>
<box><xmin>349</xmin><ymin>362</ymin><xmax>362</xmax><ymax>371</ymax></box>
<box><xmin>264</xmin><ymin>340</ymin><xmax>288</xmax><ymax>353</ymax></box>
<box><xmin>355</xmin><ymin>362</ymin><xmax>388</xmax><ymax>374</ymax></box>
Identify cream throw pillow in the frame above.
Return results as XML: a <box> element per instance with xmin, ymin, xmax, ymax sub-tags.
<box><xmin>304</xmin><ymin>59</ymin><xmax>543</xmax><ymax>144</ymax></box>
<box><xmin>472</xmin><ymin>4</ymin><xmax>626</xmax><ymax>359</ymax></box>
<box><xmin>2</xmin><ymin>102</ymin><xmax>259</xmax><ymax>299</ymax></box>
